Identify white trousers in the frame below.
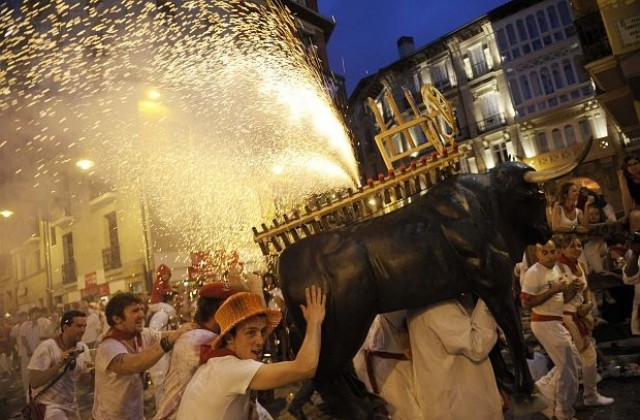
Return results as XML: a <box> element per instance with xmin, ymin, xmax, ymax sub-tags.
<box><xmin>531</xmin><ymin>320</ymin><xmax>581</xmax><ymax>419</ymax></box>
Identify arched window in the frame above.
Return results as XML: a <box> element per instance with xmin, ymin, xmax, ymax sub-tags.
<box><xmin>537</xmin><ymin>10</ymin><xmax>549</xmax><ymax>33</ymax></box>
<box><xmin>540</xmin><ymin>67</ymin><xmax>554</xmax><ymax>94</ymax></box>
<box><xmin>578</xmin><ymin>119</ymin><xmax>591</xmax><ymax>140</ymax></box>
<box><xmin>564</xmin><ymin>125</ymin><xmax>576</xmax><ymax>146</ymax></box>
<box><xmin>558</xmin><ymin>1</ymin><xmax>572</xmax><ymax>26</ymax></box>
<box><xmin>520</xmin><ymin>75</ymin><xmax>532</xmax><ymax>100</ymax></box>
<box><xmin>551</xmin><ymin>63</ymin><xmax>564</xmax><ymax>88</ymax></box>
<box><xmin>506</xmin><ymin>24</ymin><xmax>517</xmax><ymax>46</ymax></box>
<box><xmin>509</xmin><ymin>78</ymin><xmax>522</xmax><ymax>105</ymax></box>
<box><xmin>538</xmin><ymin>132</ymin><xmax>549</xmax><ymax>153</ymax></box>
<box><xmin>547</xmin><ymin>5</ymin><xmax>560</xmax><ymax>28</ymax></box>
<box><xmin>563</xmin><ymin>59</ymin><xmax>576</xmax><ymax>85</ymax></box>
<box><xmin>496</xmin><ymin>29</ymin><xmax>508</xmax><ymax>52</ymax></box>
<box><xmin>530</xmin><ymin>71</ymin><xmax>543</xmax><ymax>96</ymax></box>
<box><xmin>526</xmin><ymin>15</ymin><xmax>539</xmax><ymax>38</ymax></box>
<box><xmin>552</xmin><ymin>128</ymin><xmax>563</xmax><ymax>149</ymax></box>
<box><xmin>516</xmin><ymin>19</ymin><xmax>528</xmax><ymax>42</ymax></box>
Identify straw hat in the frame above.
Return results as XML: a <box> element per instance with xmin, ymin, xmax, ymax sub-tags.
<box><xmin>212</xmin><ymin>292</ymin><xmax>282</xmax><ymax>349</ymax></box>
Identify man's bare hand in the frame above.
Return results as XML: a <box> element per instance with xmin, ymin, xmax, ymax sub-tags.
<box><xmin>300</xmin><ymin>285</ymin><xmax>326</xmax><ymax>326</ymax></box>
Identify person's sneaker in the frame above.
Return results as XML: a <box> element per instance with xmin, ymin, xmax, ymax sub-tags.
<box><xmin>584</xmin><ymin>393</ymin><xmax>615</xmax><ymax>407</ymax></box>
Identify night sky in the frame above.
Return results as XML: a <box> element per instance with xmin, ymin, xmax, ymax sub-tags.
<box><xmin>318</xmin><ymin>0</ymin><xmax>511</xmax><ymax>95</ymax></box>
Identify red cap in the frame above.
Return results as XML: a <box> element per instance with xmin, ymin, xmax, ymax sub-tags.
<box><xmin>198</xmin><ymin>282</ymin><xmax>236</xmax><ymax>299</ymax></box>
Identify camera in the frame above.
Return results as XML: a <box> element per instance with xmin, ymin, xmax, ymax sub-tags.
<box><xmin>66</xmin><ymin>347</ymin><xmax>85</xmax><ymax>370</ymax></box>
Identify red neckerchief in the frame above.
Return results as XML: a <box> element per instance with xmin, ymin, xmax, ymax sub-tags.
<box><xmin>102</xmin><ymin>327</ymin><xmax>142</xmax><ymax>350</ymax></box>
<box><xmin>557</xmin><ymin>254</ymin><xmax>580</xmax><ymax>276</ymax></box>
<box><xmin>199</xmin><ymin>346</ymin><xmax>235</xmax><ymax>365</ymax></box>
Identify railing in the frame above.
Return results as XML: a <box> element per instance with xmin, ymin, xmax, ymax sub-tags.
<box><xmin>471</xmin><ymin>61</ymin><xmax>490</xmax><ymax>79</ymax></box>
<box><xmin>62</xmin><ymin>260</ymin><xmax>76</xmax><ymax>285</ymax></box>
<box><xmin>477</xmin><ymin>113</ymin><xmax>506</xmax><ymax>133</ymax></box>
<box><xmin>102</xmin><ymin>246</ymin><xmax>122</xmax><ymax>271</ymax></box>
<box><xmin>253</xmin><ymin>148</ymin><xmax>464</xmax><ymax>256</ymax></box>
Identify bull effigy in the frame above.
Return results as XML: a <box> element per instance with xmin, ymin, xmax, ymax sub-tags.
<box><xmin>254</xmin><ymin>84</ymin><xmax>593</xmax><ymax>419</ymax></box>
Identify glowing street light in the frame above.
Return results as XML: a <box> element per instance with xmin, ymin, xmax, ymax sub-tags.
<box><xmin>76</xmin><ymin>159</ymin><xmax>95</xmax><ymax>171</ymax></box>
<box><xmin>147</xmin><ymin>88</ymin><xmax>161</xmax><ymax>100</ymax></box>
<box><xmin>0</xmin><ymin>209</ymin><xmax>14</xmax><ymax>218</ymax></box>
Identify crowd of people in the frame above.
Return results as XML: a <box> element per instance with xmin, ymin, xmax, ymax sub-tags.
<box><xmin>1</xmin><ymin>157</ymin><xmax>640</xmax><ymax>420</ymax></box>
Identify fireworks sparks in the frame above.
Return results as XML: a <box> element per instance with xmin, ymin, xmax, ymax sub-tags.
<box><xmin>0</xmin><ymin>0</ymin><xmax>358</xmax><ymax>263</ymax></box>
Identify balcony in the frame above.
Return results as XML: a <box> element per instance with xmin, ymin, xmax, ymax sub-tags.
<box><xmin>471</xmin><ymin>61</ymin><xmax>490</xmax><ymax>79</ymax></box>
<box><xmin>102</xmin><ymin>246</ymin><xmax>122</xmax><ymax>271</ymax></box>
<box><xmin>50</xmin><ymin>202</ymin><xmax>74</xmax><ymax>228</ymax></box>
<box><xmin>477</xmin><ymin>113</ymin><xmax>506</xmax><ymax>134</ymax></box>
<box><xmin>62</xmin><ymin>260</ymin><xmax>76</xmax><ymax>285</ymax></box>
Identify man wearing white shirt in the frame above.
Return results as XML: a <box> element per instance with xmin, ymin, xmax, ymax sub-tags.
<box><xmin>520</xmin><ymin>240</ymin><xmax>582</xmax><ymax>420</ymax></box>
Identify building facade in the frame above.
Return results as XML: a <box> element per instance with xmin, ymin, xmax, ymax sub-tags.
<box><xmin>0</xmin><ymin>0</ymin><xmax>343</xmax><ymax>313</ymax></box>
<box><xmin>348</xmin><ymin>0</ymin><xmax>625</xmax><ymax>212</ymax></box>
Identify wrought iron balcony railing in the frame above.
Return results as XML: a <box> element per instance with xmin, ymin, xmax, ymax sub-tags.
<box><xmin>102</xmin><ymin>246</ymin><xmax>122</xmax><ymax>271</ymax></box>
<box><xmin>477</xmin><ymin>113</ymin><xmax>506</xmax><ymax>134</ymax></box>
<box><xmin>62</xmin><ymin>260</ymin><xmax>76</xmax><ymax>285</ymax></box>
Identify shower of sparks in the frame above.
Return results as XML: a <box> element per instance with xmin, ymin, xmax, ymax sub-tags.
<box><xmin>0</xmin><ymin>0</ymin><xmax>359</xmax><ymax>264</ymax></box>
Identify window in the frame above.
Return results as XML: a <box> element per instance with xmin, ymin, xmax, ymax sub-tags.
<box><xmin>480</xmin><ymin>93</ymin><xmax>500</xmax><ymax>118</ymax></box>
<box><xmin>558</xmin><ymin>1</ymin><xmax>572</xmax><ymax>26</ymax></box>
<box><xmin>520</xmin><ymin>75</ymin><xmax>532</xmax><ymax>100</ymax></box>
<box><xmin>548</xmin><ymin>5</ymin><xmax>560</xmax><ymax>28</ymax></box>
<box><xmin>509</xmin><ymin>78</ymin><xmax>522</xmax><ymax>105</ymax></box>
<box><xmin>516</xmin><ymin>19</ymin><xmax>528</xmax><ymax>42</ymax></box>
<box><xmin>540</xmin><ymin>67</ymin><xmax>554</xmax><ymax>94</ymax></box>
<box><xmin>563</xmin><ymin>60</ymin><xmax>576</xmax><ymax>85</ymax></box>
<box><xmin>469</xmin><ymin>45</ymin><xmax>488</xmax><ymax>78</ymax></box>
<box><xmin>564</xmin><ymin>125</ymin><xmax>577</xmax><ymax>146</ymax></box>
<box><xmin>493</xmin><ymin>142</ymin><xmax>509</xmax><ymax>164</ymax></box>
<box><xmin>530</xmin><ymin>71</ymin><xmax>543</xmax><ymax>96</ymax></box>
<box><xmin>526</xmin><ymin>15</ymin><xmax>539</xmax><ymax>39</ymax></box>
<box><xmin>50</xmin><ymin>226</ymin><xmax>57</xmax><ymax>246</ymax></box>
<box><xmin>551</xmin><ymin>63</ymin><xmax>564</xmax><ymax>88</ymax></box>
<box><xmin>552</xmin><ymin>129</ymin><xmax>563</xmax><ymax>149</ymax></box>
<box><xmin>538</xmin><ymin>132</ymin><xmax>549</xmax><ymax>153</ymax></box>
<box><xmin>578</xmin><ymin>119</ymin><xmax>591</xmax><ymax>140</ymax></box>
<box><xmin>506</xmin><ymin>24</ymin><xmax>517</xmax><ymax>45</ymax></box>
<box><xmin>496</xmin><ymin>29</ymin><xmax>508</xmax><ymax>52</ymax></box>
<box><xmin>537</xmin><ymin>10</ymin><xmax>549</xmax><ymax>33</ymax></box>
<box><xmin>431</xmin><ymin>62</ymin><xmax>450</xmax><ymax>91</ymax></box>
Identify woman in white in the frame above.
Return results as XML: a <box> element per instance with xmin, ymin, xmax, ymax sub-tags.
<box><xmin>555</xmin><ymin>235</ymin><xmax>614</xmax><ymax>407</ymax></box>
<box><xmin>551</xmin><ymin>183</ymin><xmax>589</xmax><ymax>234</ymax></box>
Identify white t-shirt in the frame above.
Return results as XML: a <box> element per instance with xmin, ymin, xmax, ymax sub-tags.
<box><xmin>177</xmin><ymin>355</ymin><xmax>263</xmax><ymax>420</ymax></box>
<box><xmin>28</xmin><ymin>339</ymin><xmax>90</xmax><ymax>412</ymax></box>
<box><xmin>154</xmin><ymin>329</ymin><xmax>217</xmax><ymax>420</ymax></box>
<box><xmin>558</xmin><ymin>263</ymin><xmax>587</xmax><ymax>313</ymax></box>
<box><xmin>266</xmin><ymin>288</ymin><xmax>284</xmax><ymax>311</ymax></box>
<box><xmin>92</xmin><ymin>328</ymin><xmax>161</xmax><ymax>420</ymax></box>
<box><xmin>521</xmin><ymin>263</ymin><xmax>565</xmax><ymax>316</ymax></box>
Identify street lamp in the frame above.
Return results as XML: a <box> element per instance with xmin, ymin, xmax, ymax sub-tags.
<box><xmin>75</xmin><ymin>159</ymin><xmax>95</xmax><ymax>171</ymax></box>
<box><xmin>0</xmin><ymin>209</ymin><xmax>14</xmax><ymax>218</ymax></box>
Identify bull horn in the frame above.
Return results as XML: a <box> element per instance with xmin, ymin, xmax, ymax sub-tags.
<box><xmin>523</xmin><ymin>136</ymin><xmax>593</xmax><ymax>184</ymax></box>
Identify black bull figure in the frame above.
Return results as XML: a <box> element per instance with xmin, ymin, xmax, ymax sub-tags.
<box><xmin>278</xmin><ymin>141</ymin><xmax>592</xmax><ymax>419</ymax></box>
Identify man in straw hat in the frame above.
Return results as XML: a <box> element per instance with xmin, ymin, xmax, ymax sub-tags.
<box><xmin>177</xmin><ymin>285</ymin><xmax>326</xmax><ymax>420</ymax></box>
<box><xmin>155</xmin><ymin>282</ymin><xmax>237</xmax><ymax>420</ymax></box>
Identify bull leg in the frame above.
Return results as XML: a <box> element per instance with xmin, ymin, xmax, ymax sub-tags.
<box><xmin>314</xmin><ymin>367</ymin><xmax>376</xmax><ymax>419</ymax></box>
